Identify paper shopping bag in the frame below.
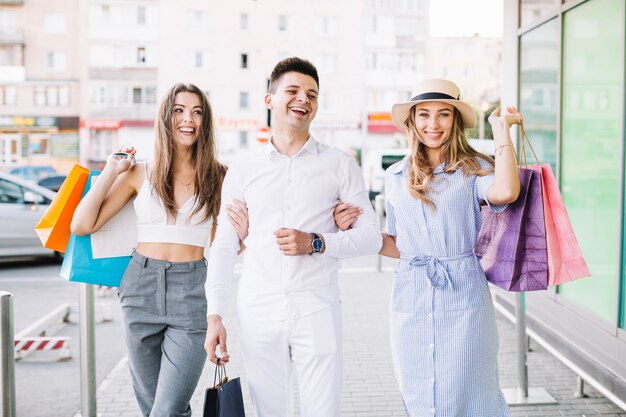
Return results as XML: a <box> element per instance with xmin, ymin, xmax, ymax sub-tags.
<box><xmin>35</xmin><ymin>164</ymin><xmax>89</xmax><ymax>252</ymax></box>
<box><xmin>475</xmin><ymin>167</ymin><xmax>549</xmax><ymax>291</ymax></box>
<box><xmin>89</xmin><ymin>174</ymin><xmax>137</xmax><ymax>259</ymax></box>
<box><xmin>526</xmin><ymin>164</ymin><xmax>591</xmax><ymax>285</ymax></box>
<box><xmin>203</xmin><ymin>365</ymin><xmax>245</xmax><ymax>417</ymax></box>
<box><xmin>59</xmin><ymin>171</ymin><xmax>132</xmax><ymax>287</ymax></box>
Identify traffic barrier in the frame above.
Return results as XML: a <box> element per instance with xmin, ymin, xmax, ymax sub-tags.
<box><xmin>14</xmin><ymin>337</ymin><xmax>71</xmax><ymax>361</ymax></box>
<box><xmin>14</xmin><ymin>303</ymin><xmax>71</xmax><ymax>361</ymax></box>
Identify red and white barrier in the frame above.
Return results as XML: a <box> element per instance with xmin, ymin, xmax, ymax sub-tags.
<box><xmin>14</xmin><ymin>337</ymin><xmax>71</xmax><ymax>361</ymax></box>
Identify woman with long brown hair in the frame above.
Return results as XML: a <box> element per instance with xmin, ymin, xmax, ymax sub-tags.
<box><xmin>71</xmin><ymin>83</ymin><xmax>245</xmax><ymax>417</ymax></box>
<box><xmin>381</xmin><ymin>79</ymin><xmax>521</xmax><ymax>416</ymax></box>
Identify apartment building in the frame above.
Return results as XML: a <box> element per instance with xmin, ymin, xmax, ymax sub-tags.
<box><xmin>0</xmin><ymin>0</ymin><xmax>81</xmax><ymax>173</ymax></box>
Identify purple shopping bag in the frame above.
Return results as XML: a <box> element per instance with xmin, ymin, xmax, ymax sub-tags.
<box><xmin>474</xmin><ymin>167</ymin><xmax>548</xmax><ymax>291</ymax></box>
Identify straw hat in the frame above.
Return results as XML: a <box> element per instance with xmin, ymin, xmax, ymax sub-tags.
<box><xmin>391</xmin><ymin>79</ymin><xmax>477</xmax><ymax>129</ymax></box>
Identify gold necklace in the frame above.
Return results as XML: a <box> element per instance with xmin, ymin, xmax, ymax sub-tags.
<box><xmin>174</xmin><ymin>177</ymin><xmax>194</xmax><ymax>192</ymax></box>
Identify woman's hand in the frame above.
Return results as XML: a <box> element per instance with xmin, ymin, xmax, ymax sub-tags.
<box><xmin>106</xmin><ymin>146</ymin><xmax>136</xmax><ymax>176</ymax></box>
<box><xmin>227</xmin><ymin>199</ymin><xmax>249</xmax><ymax>241</ymax></box>
<box><xmin>333</xmin><ymin>202</ymin><xmax>363</xmax><ymax>231</ymax></box>
<box><xmin>488</xmin><ymin>106</ymin><xmax>523</xmax><ymax>130</ymax></box>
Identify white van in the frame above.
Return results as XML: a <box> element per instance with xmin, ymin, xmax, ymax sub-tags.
<box><xmin>362</xmin><ymin>148</ymin><xmax>410</xmax><ymax>202</ymax></box>
<box><xmin>362</xmin><ymin>139</ymin><xmax>495</xmax><ymax>202</ymax></box>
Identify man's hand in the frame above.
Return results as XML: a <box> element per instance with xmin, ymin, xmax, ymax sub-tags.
<box><xmin>204</xmin><ymin>315</ymin><xmax>230</xmax><ymax>364</ymax></box>
<box><xmin>275</xmin><ymin>227</ymin><xmax>321</xmax><ymax>255</ymax></box>
<box><xmin>333</xmin><ymin>202</ymin><xmax>362</xmax><ymax>231</ymax></box>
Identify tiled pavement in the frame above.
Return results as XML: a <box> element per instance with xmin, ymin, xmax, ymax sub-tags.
<box><xmin>89</xmin><ymin>256</ymin><xmax>626</xmax><ymax>417</ymax></box>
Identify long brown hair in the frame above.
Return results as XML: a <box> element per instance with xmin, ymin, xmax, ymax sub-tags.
<box><xmin>151</xmin><ymin>83</ymin><xmax>225</xmax><ymax>224</ymax></box>
<box><xmin>404</xmin><ymin>106</ymin><xmax>493</xmax><ymax>209</ymax></box>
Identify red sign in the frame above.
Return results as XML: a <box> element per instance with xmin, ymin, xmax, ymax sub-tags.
<box><xmin>257</xmin><ymin>127</ymin><xmax>271</xmax><ymax>144</ymax></box>
<box><xmin>80</xmin><ymin>119</ymin><xmax>122</xmax><ymax>129</ymax></box>
<box><xmin>367</xmin><ymin>113</ymin><xmax>400</xmax><ymax>134</ymax></box>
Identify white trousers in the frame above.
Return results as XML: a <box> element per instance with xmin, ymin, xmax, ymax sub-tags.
<box><xmin>237</xmin><ymin>300</ymin><xmax>343</xmax><ymax>417</ymax></box>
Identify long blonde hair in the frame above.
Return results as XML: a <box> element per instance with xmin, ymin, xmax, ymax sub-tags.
<box><xmin>151</xmin><ymin>83</ymin><xmax>226</xmax><ymax>224</ymax></box>
<box><xmin>404</xmin><ymin>106</ymin><xmax>493</xmax><ymax>209</ymax></box>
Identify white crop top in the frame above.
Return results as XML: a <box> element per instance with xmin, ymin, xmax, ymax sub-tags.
<box><xmin>133</xmin><ymin>163</ymin><xmax>212</xmax><ymax>248</ymax></box>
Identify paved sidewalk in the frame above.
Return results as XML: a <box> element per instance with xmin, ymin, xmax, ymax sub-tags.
<box><xmin>89</xmin><ymin>256</ymin><xmax>626</xmax><ymax>417</ymax></box>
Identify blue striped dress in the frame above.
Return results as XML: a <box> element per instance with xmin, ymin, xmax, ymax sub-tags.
<box><xmin>385</xmin><ymin>156</ymin><xmax>509</xmax><ymax>417</ymax></box>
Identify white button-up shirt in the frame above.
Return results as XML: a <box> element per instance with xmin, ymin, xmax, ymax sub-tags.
<box><xmin>206</xmin><ymin>137</ymin><xmax>382</xmax><ymax>319</ymax></box>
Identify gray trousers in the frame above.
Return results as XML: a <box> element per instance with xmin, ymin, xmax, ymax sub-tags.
<box><xmin>119</xmin><ymin>252</ymin><xmax>208</xmax><ymax>417</ymax></box>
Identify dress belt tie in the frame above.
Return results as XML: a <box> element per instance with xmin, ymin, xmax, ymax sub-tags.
<box><xmin>399</xmin><ymin>252</ymin><xmax>474</xmax><ymax>290</ymax></box>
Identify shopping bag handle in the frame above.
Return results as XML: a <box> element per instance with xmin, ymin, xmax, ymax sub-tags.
<box><xmin>518</xmin><ymin>122</ymin><xmax>541</xmax><ymax>167</ymax></box>
<box><xmin>213</xmin><ymin>359</ymin><xmax>229</xmax><ymax>389</ymax></box>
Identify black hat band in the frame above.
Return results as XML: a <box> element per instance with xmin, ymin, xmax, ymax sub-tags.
<box><xmin>411</xmin><ymin>92</ymin><xmax>459</xmax><ymax>101</ymax></box>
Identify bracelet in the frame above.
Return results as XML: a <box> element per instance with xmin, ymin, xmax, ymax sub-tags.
<box><xmin>495</xmin><ymin>143</ymin><xmax>513</xmax><ymax>156</ymax></box>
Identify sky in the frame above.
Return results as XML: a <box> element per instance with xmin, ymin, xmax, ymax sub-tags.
<box><xmin>429</xmin><ymin>0</ymin><xmax>504</xmax><ymax>38</ymax></box>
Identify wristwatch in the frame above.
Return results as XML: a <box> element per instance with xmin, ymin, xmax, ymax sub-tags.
<box><xmin>309</xmin><ymin>233</ymin><xmax>324</xmax><ymax>254</ymax></box>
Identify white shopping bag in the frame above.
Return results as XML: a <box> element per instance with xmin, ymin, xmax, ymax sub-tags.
<box><xmin>89</xmin><ymin>175</ymin><xmax>138</xmax><ymax>259</ymax></box>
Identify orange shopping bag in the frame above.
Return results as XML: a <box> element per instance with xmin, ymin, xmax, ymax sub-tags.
<box><xmin>519</xmin><ymin>126</ymin><xmax>591</xmax><ymax>285</ymax></box>
<box><xmin>35</xmin><ymin>164</ymin><xmax>89</xmax><ymax>252</ymax></box>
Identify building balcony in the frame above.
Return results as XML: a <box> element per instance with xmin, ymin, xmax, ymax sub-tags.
<box><xmin>0</xmin><ymin>30</ymin><xmax>24</xmax><ymax>45</ymax></box>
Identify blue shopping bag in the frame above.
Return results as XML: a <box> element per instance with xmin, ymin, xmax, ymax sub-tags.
<box><xmin>60</xmin><ymin>170</ymin><xmax>132</xmax><ymax>287</ymax></box>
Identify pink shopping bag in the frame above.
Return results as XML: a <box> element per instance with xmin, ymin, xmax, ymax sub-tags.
<box><xmin>526</xmin><ymin>163</ymin><xmax>591</xmax><ymax>285</ymax></box>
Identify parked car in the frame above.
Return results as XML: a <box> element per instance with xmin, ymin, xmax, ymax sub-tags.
<box><xmin>9</xmin><ymin>165</ymin><xmax>57</xmax><ymax>182</ymax></box>
<box><xmin>0</xmin><ymin>171</ymin><xmax>61</xmax><ymax>261</ymax></box>
<box><xmin>38</xmin><ymin>175</ymin><xmax>67</xmax><ymax>192</ymax></box>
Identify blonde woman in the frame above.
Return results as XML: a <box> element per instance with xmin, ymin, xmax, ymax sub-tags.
<box><xmin>71</xmin><ymin>83</ymin><xmax>246</xmax><ymax>417</ymax></box>
<box><xmin>381</xmin><ymin>79</ymin><xmax>521</xmax><ymax>416</ymax></box>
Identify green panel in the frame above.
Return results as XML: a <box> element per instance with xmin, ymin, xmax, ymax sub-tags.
<box><xmin>558</xmin><ymin>0</ymin><xmax>624</xmax><ymax>324</ymax></box>
<box><xmin>519</xmin><ymin>18</ymin><xmax>559</xmax><ymax>173</ymax></box>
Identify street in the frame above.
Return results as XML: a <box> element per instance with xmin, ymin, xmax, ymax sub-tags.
<box><xmin>0</xmin><ymin>256</ymin><xmax>127</xmax><ymax>417</ymax></box>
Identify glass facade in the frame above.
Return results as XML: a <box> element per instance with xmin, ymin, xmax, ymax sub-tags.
<box><xmin>519</xmin><ymin>18</ymin><xmax>559</xmax><ymax>172</ymax></box>
<box><xmin>557</xmin><ymin>0</ymin><xmax>625</xmax><ymax>324</ymax></box>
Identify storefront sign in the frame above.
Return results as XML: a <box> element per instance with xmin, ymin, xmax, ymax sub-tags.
<box><xmin>80</xmin><ymin>119</ymin><xmax>122</xmax><ymax>129</ymax></box>
<box><xmin>0</xmin><ymin>116</ymin><xmax>58</xmax><ymax>129</ymax></box>
<box><xmin>215</xmin><ymin>117</ymin><xmax>259</xmax><ymax>130</ymax></box>
<box><xmin>367</xmin><ymin>112</ymin><xmax>400</xmax><ymax>133</ymax></box>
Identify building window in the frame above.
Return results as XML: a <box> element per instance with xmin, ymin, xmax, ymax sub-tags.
<box><xmin>130</xmin><ymin>86</ymin><xmax>156</xmax><ymax>105</ymax></box>
<box><xmin>34</xmin><ymin>87</ymin><xmax>46</xmax><ymax>106</ymax></box>
<box><xmin>191</xmin><ymin>51</ymin><xmax>209</xmax><ymax>69</ymax></box>
<box><xmin>58</xmin><ymin>86</ymin><xmax>70</xmax><ymax>106</ymax></box>
<box><xmin>520</xmin><ymin>0</ymin><xmax>560</xmax><ymax>28</ymax></box>
<box><xmin>240</xmin><ymin>13</ymin><xmax>248</xmax><ymax>30</ymax></box>
<box><xmin>239</xmin><ymin>92</ymin><xmax>248</xmax><ymax>109</ymax></box>
<box><xmin>137</xmin><ymin>6</ymin><xmax>146</xmax><ymax>24</ymax></box>
<box><xmin>314</xmin><ymin>17</ymin><xmax>336</xmax><ymax>36</ymax></box>
<box><xmin>44</xmin><ymin>13</ymin><xmax>66</xmax><ymax>34</ymax></box>
<box><xmin>241</xmin><ymin>53</ymin><xmax>248</xmax><ymax>69</ymax></box>
<box><xmin>188</xmin><ymin>10</ymin><xmax>210</xmax><ymax>32</ymax></box>
<box><xmin>46</xmin><ymin>87</ymin><xmax>58</xmax><ymax>106</ymax></box>
<box><xmin>145</xmin><ymin>86</ymin><xmax>156</xmax><ymax>104</ymax></box>
<box><xmin>133</xmin><ymin>87</ymin><xmax>142</xmax><ymax>104</ymax></box>
<box><xmin>29</xmin><ymin>136</ymin><xmax>49</xmax><ymax>156</ymax></box>
<box><xmin>137</xmin><ymin>47</ymin><xmax>146</xmax><ymax>64</ymax></box>
<box><xmin>278</xmin><ymin>15</ymin><xmax>287</xmax><ymax>31</ymax></box>
<box><xmin>0</xmin><ymin>10</ymin><xmax>17</xmax><ymax>33</ymax></box>
<box><xmin>0</xmin><ymin>86</ymin><xmax>17</xmax><ymax>105</ymax></box>
<box><xmin>46</xmin><ymin>52</ymin><xmax>66</xmax><ymax>71</ymax></box>
<box><xmin>239</xmin><ymin>131</ymin><xmax>248</xmax><ymax>147</ymax></box>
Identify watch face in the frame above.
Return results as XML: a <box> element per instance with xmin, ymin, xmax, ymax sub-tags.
<box><xmin>313</xmin><ymin>238</ymin><xmax>323</xmax><ymax>252</ymax></box>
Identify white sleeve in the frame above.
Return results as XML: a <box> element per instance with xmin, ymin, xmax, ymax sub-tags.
<box><xmin>205</xmin><ymin>165</ymin><xmax>243</xmax><ymax>318</ymax></box>
<box><xmin>321</xmin><ymin>157</ymin><xmax>383</xmax><ymax>258</ymax></box>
